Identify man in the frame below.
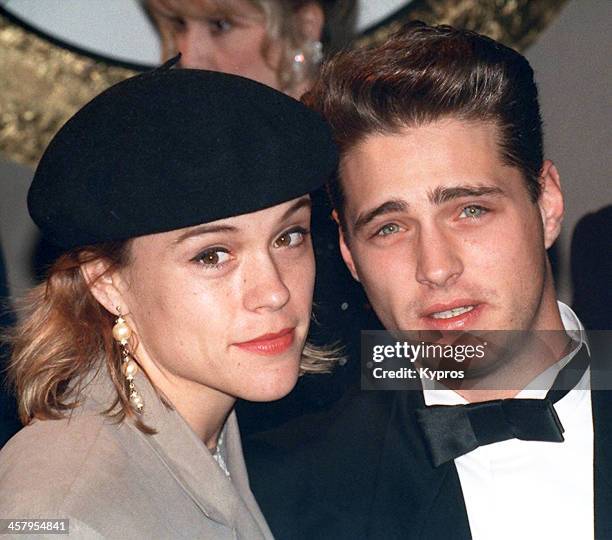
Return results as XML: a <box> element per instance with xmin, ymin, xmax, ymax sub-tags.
<box><xmin>245</xmin><ymin>22</ymin><xmax>612</xmax><ymax>539</ymax></box>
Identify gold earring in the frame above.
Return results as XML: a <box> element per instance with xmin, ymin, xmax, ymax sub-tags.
<box><xmin>112</xmin><ymin>309</ymin><xmax>144</xmax><ymax>413</ymax></box>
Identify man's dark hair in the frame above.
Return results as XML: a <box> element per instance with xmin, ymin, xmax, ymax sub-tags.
<box><xmin>303</xmin><ymin>21</ymin><xmax>544</xmax><ymax>231</ymax></box>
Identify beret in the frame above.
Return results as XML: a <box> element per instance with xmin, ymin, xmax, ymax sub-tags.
<box><xmin>28</xmin><ymin>66</ymin><xmax>338</xmax><ymax>249</ymax></box>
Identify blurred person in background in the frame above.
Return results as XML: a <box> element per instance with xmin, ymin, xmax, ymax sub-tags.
<box><xmin>571</xmin><ymin>205</ymin><xmax>612</xmax><ymax>330</ymax></box>
<box><xmin>146</xmin><ymin>0</ymin><xmax>355</xmax><ymax>98</ymax></box>
<box><xmin>147</xmin><ymin>0</ymin><xmax>371</xmax><ymax>432</ymax></box>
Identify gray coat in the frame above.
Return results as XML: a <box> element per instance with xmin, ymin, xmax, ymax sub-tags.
<box><xmin>0</xmin><ymin>368</ymin><xmax>274</xmax><ymax>539</ymax></box>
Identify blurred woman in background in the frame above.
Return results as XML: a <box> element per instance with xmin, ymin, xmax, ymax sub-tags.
<box><xmin>146</xmin><ymin>0</ymin><xmax>355</xmax><ymax>98</ymax></box>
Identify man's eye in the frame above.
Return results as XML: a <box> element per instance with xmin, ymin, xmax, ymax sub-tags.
<box><xmin>274</xmin><ymin>228</ymin><xmax>309</xmax><ymax>248</ymax></box>
<box><xmin>459</xmin><ymin>205</ymin><xmax>487</xmax><ymax>219</ymax></box>
<box><xmin>208</xmin><ymin>18</ymin><xmax>233</xmax><ymax>34</ymax></box>
<box><xmin>195</xmin><ymin>249</ymin><xmax>231</xmax><ymax>268</ymax></box>
<box><xmin>376</xmin><ymin>223</ymin><xmax>401</xmax><ymax>237</ymax></box>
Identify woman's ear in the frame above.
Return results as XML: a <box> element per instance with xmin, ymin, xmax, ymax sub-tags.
<box><xmin>80</xmin><ymin>258</ymin><xmax>128</xmax><ymax>316</ymax></box>
<box><xmin>294</xmin><ymin>1</ymin><xmax>325</xmax><ymax>42</ymax></box>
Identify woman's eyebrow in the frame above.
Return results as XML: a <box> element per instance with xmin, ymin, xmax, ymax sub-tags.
<box><xmin>172</xmin><ymin>197</ymin><xmax>311</xmax><ymax>246</ymax></box>
<box><xmin>172</xmin><ymin>224</ymin><xmax>238</xmax><ymax>245</ymax></box>
<box><xmin>279</xmin><ymin>196</ymin><xmax>312</xmax><ymax>221</ymax></box>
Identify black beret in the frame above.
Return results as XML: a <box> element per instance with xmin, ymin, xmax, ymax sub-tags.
<box><xmin>28</xmin><ymin>67</ymin><xmax>337</xmax><ymax>249</ymax></box>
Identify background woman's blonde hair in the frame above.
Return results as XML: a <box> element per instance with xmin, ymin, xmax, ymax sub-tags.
<box><xmin>146</xmin><ymin>0</ymin><xmax>355</xmax><ymax>93</ymax></box>
<box><xmin>5</xmin><ymin>241</ymin><xmax>340</xmax><ymax>431</ymax></box>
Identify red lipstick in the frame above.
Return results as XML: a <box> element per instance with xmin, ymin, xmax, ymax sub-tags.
<box><xmin>234</xmin><ymin>328</ymin><xmax>295</xmax><ymax>356</ymax></box>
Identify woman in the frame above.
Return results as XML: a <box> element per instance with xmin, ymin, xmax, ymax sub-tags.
<box><xmin>147</xmin><ymin>0</ymin><xmax>370</xmax><ymax>434</ymax></box>
<box><xmin>146</xmin><ymin>0</ymin><xmax>356</xmax><ymax>98</ymax></box>
<box><xmin>0</xmin><ymin>65</ymin><xmax>338</xmax><ymax>538</ymax></box>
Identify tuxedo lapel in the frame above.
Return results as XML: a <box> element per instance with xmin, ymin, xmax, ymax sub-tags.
<box><xmin>368</xmin><ymin>390</ymin><xmax>471</xmax><ymax>539</ymax></box>
<box><xmin>244</xmin><ymin>386</ymin><xmax>401</xmax><ymax>539</ymax></box>
<box><xmin>313</xmin><ymin>388</ymin><xmax>403</xmax><ymax>538</ymax></box>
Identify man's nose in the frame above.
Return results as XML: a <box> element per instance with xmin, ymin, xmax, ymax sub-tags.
<box><xmin>414</xmin><ymin>224</ymin><xmax>463</xmax><ymax>289</ymax></box>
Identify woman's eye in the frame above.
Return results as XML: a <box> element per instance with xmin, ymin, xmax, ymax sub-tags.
<box><xmin>208</xmin><ymin>18</ymin><xmax>233</xmax><ymax>34</ymax></box>
<box><xmin>274</xmin><ymin>228</ymin><xmax>309</xmax><ymax>248</ymax></box>
<box><xmin>459</xmin><ymin>205</ymin><xmax>487</xmax><ymax>219</ymax></box>
<box><xmin>195</xmin><ymin>248</ymin><xmax>231</xmax><ymax>268</ymax></box>
<box><xmin>376</xmin><ymin>223</ymin><xmax>401</xmax><ymax>237</ymax></box>
<box><xmin>165</xmin><ymin>15</ymin><xmax>186</xmax><ymax>31</ymax></box>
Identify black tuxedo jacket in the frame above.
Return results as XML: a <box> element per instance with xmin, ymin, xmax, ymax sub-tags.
<box><xmin>244</xmin><ymin>335</ymin><xmax>612</xmax><ymax>539</ymax></box>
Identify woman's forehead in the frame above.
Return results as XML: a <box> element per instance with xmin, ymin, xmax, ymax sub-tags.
<box><xmin>151</xmin><ymin>0</ymin><xmax>262</xmax><ymax>18</ymax></box>
<box><xmin>177</xmin><ymin>195</ymin><xmax>312</xmax><ymax>237</ymax></box>
<box><xmin>127</xmin><ymin>196</ymin><xmax>310</xmax><ymax>255</ymax></box>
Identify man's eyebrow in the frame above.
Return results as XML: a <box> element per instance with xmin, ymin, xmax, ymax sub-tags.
<box><xmin>353</xmin><ymin>199</ymin><xmax>409</xmax><ymax>234</ymax></box>
<box><xmin>428</xmin><ymin>185</ymin><xmax>505</xmax><ymax>205</ymax></box>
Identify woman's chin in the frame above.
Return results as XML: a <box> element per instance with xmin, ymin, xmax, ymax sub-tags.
<box><xmin>239</xmin><ymin>363</ymin><xmax>301</xmax><ymax>403</ymax></box>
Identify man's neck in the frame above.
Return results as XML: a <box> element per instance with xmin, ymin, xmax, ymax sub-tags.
<box><xmin>457</xmin><ymin>335</ymin><xmax>574</xmax><ymax>402</ymax></box>
<box><xmin>456</xmin><ymin>299</ymin><xmax>569</xmax><ymax>403</ymax></box>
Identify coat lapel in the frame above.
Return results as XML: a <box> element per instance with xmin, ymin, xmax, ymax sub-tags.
<box><xmin>84</xmin><ymin>368</ymin><xmax>270</xmax><ymax>538</ymax></box>
<box><xmin>225</xmin><ymin>412</ymin><xmax>274</xmax><ymax>538</ymax></box>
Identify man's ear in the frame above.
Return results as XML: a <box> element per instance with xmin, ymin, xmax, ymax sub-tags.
<box><xmin>293</xmin><ymin>1</ymin><xmax>325</xmax><ymax>42</ymax></box>
<box><xmin>332</xmin><ymin>209</ymin><xmax>360</xmax><ymax>282</ymax></box>
<box><xmin>80</xmin><ymin>258</ymin><xmax>128</xmax><ymax>316</ymax></box>
<box><xmin>537</xmin><ymin>160</ymin><xmax>564</xmax><ymax>249</ymax></box>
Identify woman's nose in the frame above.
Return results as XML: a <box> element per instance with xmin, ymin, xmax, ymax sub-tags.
<box><xmin>176</xmin><ymin>21</ymin><xmax>217</xmax><ymax>70</ymax></box>
<box><xmin>242</xmin><ymin>256</ymin><xmax>291</xmax><ymax>313</ymax></box>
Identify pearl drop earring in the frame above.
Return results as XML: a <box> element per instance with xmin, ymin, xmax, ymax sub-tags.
<box><xmin>112</xmin><ymin>309</ymin><xmax>144</xmax><ymax>413</ymax></box>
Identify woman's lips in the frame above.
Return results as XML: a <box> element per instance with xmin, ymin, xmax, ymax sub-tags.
<box><xmin>420</xmin><ymin>302</ymin><xmax>484</xmax><ymax>330</ymax></box>
<box><xmin>234</xmin><ymin>328</ymin><xmax>295</xmax><ymax>356</ymax></box>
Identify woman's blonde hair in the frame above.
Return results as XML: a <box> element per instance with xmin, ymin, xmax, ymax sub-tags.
<box><xmin>6</xmin><ymin>241</ymin><xmax>340</xmax><ymax>430</ymax></box>
<box><xmin>147</xmin><ymin>0</ymin><xmax>354</xmax><ymax>93</ymax></box>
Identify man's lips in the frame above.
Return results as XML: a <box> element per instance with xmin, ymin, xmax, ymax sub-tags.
<box><xmin>420</xmin><ymin>300</ymin><xmax>484</xmax><ymax>329</ymax></box>
<box><xmin>234</xmin><ymin>328</ymin><xmax>295</xmax><ymax>356</ymax></box>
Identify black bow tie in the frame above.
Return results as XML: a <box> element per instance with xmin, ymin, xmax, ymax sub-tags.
<box><xmin>416</xmin><ymin>344</ymin><xmax>590</xmax><ymax>467</ymax></box>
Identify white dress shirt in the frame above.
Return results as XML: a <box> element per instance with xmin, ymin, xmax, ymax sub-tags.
<box><xmin>423</xmin><ymin>302</ymin><xmax>593</xmax><ymax>540</ymax></box>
